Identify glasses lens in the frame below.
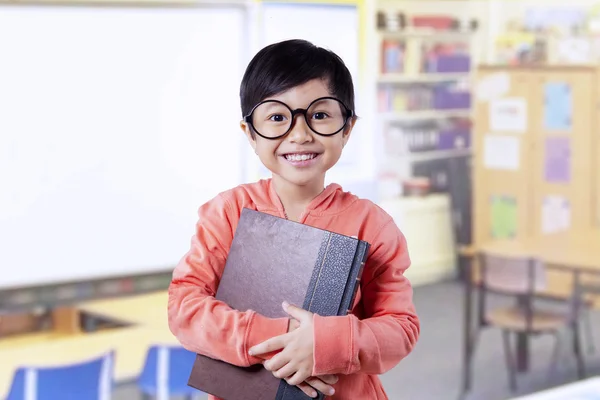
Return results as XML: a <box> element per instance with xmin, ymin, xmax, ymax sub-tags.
<box><xmin>306</xmin><ymin>98</ymin><xmax>347</xmax><ymax>135</ymax></box>
<box><xmin>251</xmin><ymin>101</ymin><xmax>292</xmax><ymax>138</ymax></box>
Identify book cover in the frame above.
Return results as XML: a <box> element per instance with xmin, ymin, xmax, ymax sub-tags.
<box><xmin>187</xmin><ymin>208</ymin><xmax>370</xmax><ymax>400</ymax></box>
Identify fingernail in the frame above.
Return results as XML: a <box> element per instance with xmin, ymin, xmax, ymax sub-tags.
<box><xmin>282</xmin><ymin>301</ymin><xmax>289</xmax><ymax>309</ymax></box>
<box><xmin>329</xmin><ymin>389</ymin><xmax>335</xmax><ymax>395</ymax></box>
<box><xmin>311</xmin><ymin>391</ymin><xmax>317</xmax><ymax>398</ymax></box>
<box><xmin>248</xmin><ymin>349</ymin><xmax>254</xmax><ymax>356</ymax></box>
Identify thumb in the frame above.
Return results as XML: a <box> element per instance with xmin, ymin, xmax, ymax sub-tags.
<box><xmin>282</xmin><ymin>301</ymin><xmax>310</xmax><ymax>322</ymax></box>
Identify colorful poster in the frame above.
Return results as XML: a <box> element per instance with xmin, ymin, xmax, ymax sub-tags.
<box><xmin>491</xmin><ymin>196</ymin><xmax>517</xmax><ymax>238</ymax></box>
<box><xmin>544</xmin><ymin>82</ymin><xmax>572</xmax><ymax>131</ymax></box>
<box><xmin>484</xmin><ymin>134</ymin><xmax>520</xmax><ymax>170</ymax></box>
<box><xmin>542</xmin><ymin>196</ymin><xmax>571</xmax><ymax>234</ymax></box>
<box><xmin>489</xmin><ymin>98</ymin><xmax>527</xmax><ymax>133</ymax></box>
<box><xmin>545</xmin><ymin>137</ymin><xmax>571</xmax><ymax>183</ymax></box>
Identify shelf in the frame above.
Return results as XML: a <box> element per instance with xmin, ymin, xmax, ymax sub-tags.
<box><xmin>379</xmin><ymin>29</ymin><xmax>473</xmax><ymax>40</ymax></box>
<box><xmin>381</xmin><ymin>109</ymin><xmax>472</xmax><ymax>121</ymax></box>
<box><xmin>407</xmin><ymin>148</ymin><xmax>472</xmax><ymax>162</ymax></box>
<box><xmin>382</xmin><ymin>148</ymin><xmax>472</xmax><ymax>165</ymax></box>
<box><xmin>378</xmin><ymin>73</ymin><xmax>470</xmax><ymax>84</ymax></box>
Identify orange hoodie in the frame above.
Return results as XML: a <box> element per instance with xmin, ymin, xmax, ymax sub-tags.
<box><xmin>168</xmin><ymin>178</ymin><xmax>420</xmax><ymax>399</ymax></box>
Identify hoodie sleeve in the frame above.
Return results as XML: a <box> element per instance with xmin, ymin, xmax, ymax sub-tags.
<box><xmin>167</xmin><ymin>193</ymin><xmax>289</xmax><ymax>367</ymax></box>
<box><xmin>311</xmin><ymin>219</ymin><xmax>420</xmax><ymax>376</ymax></box>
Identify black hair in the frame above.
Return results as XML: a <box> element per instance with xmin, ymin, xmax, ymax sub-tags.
<box><xmin>239</xmin><ymin>39</ymin><xmax>355</xmax><ymax>120</ymax></box>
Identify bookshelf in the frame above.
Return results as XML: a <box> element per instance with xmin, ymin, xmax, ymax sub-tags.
<box><xmin>374</xmin><ymin>8</ymin><xmax>480</xmax><ymax>248</ymax></box>
<box><xmin>376</xmin><ymin>27</ymin><xmax>475</xmax><ymax>191</ymax></box>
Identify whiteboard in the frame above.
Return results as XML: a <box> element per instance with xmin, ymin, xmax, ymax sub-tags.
<box><xmin>0</xmin><ymin>5</ymin><xmax>247</xmax><ymax>289</ymax></box>
<box><xmin>246</xmin><ymin>3</ymin><xmax>373</xmax><ymax>187</ymax></box>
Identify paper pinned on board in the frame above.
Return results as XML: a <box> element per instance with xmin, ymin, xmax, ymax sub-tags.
<box><xmin>491</xmin><ymin>195</ymin><xmax>517</xmax><ymax>239</ymax></box>
<box><xmin>544</xmin><ymin>137</ymin><xmax>571</xmax><ymax>183</ymax></box>
<box><xmin>544</xmin><ymin>82</ymin><xmax>572</xmax><ymax>131</ymax></box>
<box><xmin>484</xmin><ymin>134</ymin><xmax>520</xmax><ymax>171</ymax></box>
<box><xmin>489</xmin><ymin>98</ymin><xmax>528</xmax><ymax>133</ymax></box>
<box><xmin>542</xmin><ymin>196</ymin><xmax>571</xmax><ymax>234</ymax></box>
<box><xmin>476</xmin><ymin>73</ymin><xmax>510</xmax><ymax>102</ymax></box>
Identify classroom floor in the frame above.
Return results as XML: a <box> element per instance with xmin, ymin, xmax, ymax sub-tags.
<box><xmin>113</xmin><ymin>281</ymin><xmax>600</xmax><ymax>400</ymax></box>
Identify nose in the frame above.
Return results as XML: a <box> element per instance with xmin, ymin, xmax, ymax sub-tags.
<box><xmin>287</xmin><ymin>113</ymin><xmax>313</xmax><ymax>143</ymax></box>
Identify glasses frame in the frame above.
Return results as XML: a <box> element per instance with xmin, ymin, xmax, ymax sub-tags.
<box><xmin>243</xmin><ymin>96</ymin><xmax>355</xmax><ymax>140</ymax></box>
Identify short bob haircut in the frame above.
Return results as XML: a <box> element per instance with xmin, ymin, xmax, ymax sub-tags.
<box><xmin>239</xmin><ymin>39</ymin><xmax>356</xmax><ymax>129</ymax></box>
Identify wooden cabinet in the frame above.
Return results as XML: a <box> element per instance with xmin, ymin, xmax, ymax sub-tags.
<box><xmin>472</xmin><ymin>65</ymin><xmax>600</xmax><ymax>296</ymax></box>
<box><xmin>473</xmin><ymin>66</ymin><xmax>599</xmax><ymax>248</ymax></box>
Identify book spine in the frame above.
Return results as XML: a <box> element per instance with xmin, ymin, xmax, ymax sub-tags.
<box><xmin>338</xmin><ymin>240</ymin><xmax>370</xmax><ymax>316</ymax></box>
<box><xmin>277</xmin><ymin>238</ymin><xmax>371</xmax><ymax>400</ymax></box>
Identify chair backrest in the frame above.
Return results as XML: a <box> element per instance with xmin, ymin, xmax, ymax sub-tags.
<box><xmin>6</xmin><ymin>350</ymin><xmax>114</xmax><ymax>400</ymax></box>
<box><xmin>479</xmin><ymin>252</ymin><xmax>546</xmax><ymax>295</ymax></box>
<box><xmin>137</xmin><ymin>345</ymin><xmax>199</xmax><ymax>400</ymax></box>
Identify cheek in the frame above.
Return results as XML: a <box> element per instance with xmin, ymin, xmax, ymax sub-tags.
<box><xmin>255</xmin><ymin>139</ymin><xmax>281</xmax><ymax>157</ymax></box>
<box><xmin>326</xmin><ymin>137</ymin><xmax>345</xmax><ymax>154</ymax></box>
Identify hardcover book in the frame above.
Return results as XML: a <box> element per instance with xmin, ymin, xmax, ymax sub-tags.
<box><xmin>187</xmin><ymin>208</ymin><xmax>370</xmax><ymax>400</ymax></box>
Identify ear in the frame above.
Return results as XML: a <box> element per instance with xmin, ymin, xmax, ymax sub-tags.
<box><xmin>341</xmin><ymin>117</ymin><xmax>357</xmax><ymax>147</ymax></box>
<box><xmin>240</xmin><ymin>120</ymin><xmax>257</xmax><ymax>153</ymax></box>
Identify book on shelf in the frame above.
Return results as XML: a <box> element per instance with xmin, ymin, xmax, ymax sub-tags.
<box><xmin>187</xmin><ymin>208</ymin><xmax>370</xmax><ymax>400</ymax></box>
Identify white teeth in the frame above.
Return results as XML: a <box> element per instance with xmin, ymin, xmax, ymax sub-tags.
<box><xmin>285</xmin><ymin>153</ymin><xmax>316</xmax><ymax>161</ymax></box>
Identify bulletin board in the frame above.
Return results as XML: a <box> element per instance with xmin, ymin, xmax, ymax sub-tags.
<box><xmin>472</xmin><ymin>67</ymin><xmax>535</xmax><ymax>248</ymax></box>
<box><xmin>472</xmin><ymin>65</ymin><xmax>600</xmax><ymax>296</ymax></box>
<box><xmin>531</xmin><ymin>69</ymin><xmax>596</xmax><ymax>237</ymax></box>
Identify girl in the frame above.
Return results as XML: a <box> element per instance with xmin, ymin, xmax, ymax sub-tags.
<box><xmin>168</xmin><ymin>39</ymin><xmax>420</xmax><ymax>399</ymax></box>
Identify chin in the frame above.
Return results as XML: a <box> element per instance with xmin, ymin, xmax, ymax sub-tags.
<box><xmin>273</xmin><ymin>169</ymin><xmax>325</xmax><ymax>187</ymax></box>
<box><xmin>281</xmin><ymin>174</ymin><xmax>320</xmax><ymax>186</ymax></box>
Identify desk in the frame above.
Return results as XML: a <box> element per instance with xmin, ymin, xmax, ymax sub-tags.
<box><xmin>510</xmin><ymin>376</ymin><xmax>600</xmax><ymax>399</ymax></box>
<box><xmin>77</xmin><ymin>291</ymin><xmax>168</xmax><ymax>328</ymax></box>
<box><xmin>461</xmin><ymin>229</ymin><xmax>600</xmax><ymax>397</ymax></box>
<box><xmin>480</xmin><ymin>230</ymin><xmax>600</xmax><ymax>273</ymax></box>
<box><xmin>0</xmin><ymin>326</ymin><xmax>178</xmax><ymax>398</ymax></box>
<box><xmin>0</xmin><ymin>291</ymin><xmax>177</xmax><ymax>398</ymax></box>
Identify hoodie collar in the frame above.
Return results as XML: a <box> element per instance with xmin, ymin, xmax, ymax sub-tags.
<box><xmin>265</xmin><ymin>178</ymin><xmax>342</xmax><ymax>218</ymax></box>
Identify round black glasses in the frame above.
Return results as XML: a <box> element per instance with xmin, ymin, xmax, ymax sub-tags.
<box><xmin>243</xmin><ymin>96</ymin><xmax>354</xmax><ymax>140</ymax></box>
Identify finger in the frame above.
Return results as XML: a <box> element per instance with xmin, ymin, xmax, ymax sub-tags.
<box><xmin>263</xmin><ymin>352</ymin><xmax>289</xmax><ymax>372</ymax></box>
<box><xmin>273</xmin><ymin>362</ymin><xmax>298</xmax><ymax>380</ymax></box>
<box><xmin>288</xmin><ymin>318</ymin><xmax>300</xmax><ymax>332</ymax></box>
<box><xmin>248</xmin><ymin>334</ymin><xmax>287</xmax><ymax>357</ymax></box>
<box><xmin>296</xmin><ymin>383</ymin><xmax>318</xmax><ymax>398</ymax></box>
<box><xmin>285</xmin><ymin>369</ymin><xmax>311</xmax><ymax>386</ymax></box>
<box><xmin>317</xmin><ymin>374</ymin><xmax>339</xmax><ymax>385</ymax></box>
<box><xmin>304</xmin><ymin>377</ymin><xmax>336</xmax><ymax>397</ymax></box>
<box><xmin>282</xmin><ymin>301</ymin><xmax>312</xmax><ymax>322</ymax></box>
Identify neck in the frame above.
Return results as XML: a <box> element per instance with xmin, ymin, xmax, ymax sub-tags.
<box><xmin>272</xmin><ymin>175</ymin><xmax>325</xmax><ymax>217</ymax></box>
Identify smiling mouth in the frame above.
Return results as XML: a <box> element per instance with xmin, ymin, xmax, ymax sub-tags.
<box><xmin>283</xmin><ymin>153</ymin><xmax>319</xmax><ymax>162</ymax></box>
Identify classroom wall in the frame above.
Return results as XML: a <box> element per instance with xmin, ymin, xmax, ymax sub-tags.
<box><xmin>0</xmin><ymin>0</ymin><xmax>375</xmax><ymax>291</ymax></box>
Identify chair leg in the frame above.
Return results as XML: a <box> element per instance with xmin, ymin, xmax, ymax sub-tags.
<box><xmin>459</xmin><ymin>273</ymin><xmax>477</xmax><ymax>400</ymax></box>
<box><xmin>583</xmin><ymin>307</ymin><xmax>595</xmax><ymax>354</ymax></box>
<box><xmin>571</xmin><ymin>321</ymin><xmax>586</xmax><ymax>379</ymax></box>
<box><xmin>502</xmin><ymin>330</ymin><xmax>517</xmax><ymax>392</ymax></box>
<box><xmin>547</xmin><ymin>331</ymin><xmax>562</xmax><ymax>384</ymax></box>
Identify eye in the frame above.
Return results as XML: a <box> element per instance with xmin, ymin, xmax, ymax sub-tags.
<box><xmin>268</xmin><ymin>114</ymin><xmax>287</xmax><ymax>122</ymax></box>
<box><xmin>312</xmin><ymin>112</ymin><xmax>329</xmax><ymax>120</ymax></box>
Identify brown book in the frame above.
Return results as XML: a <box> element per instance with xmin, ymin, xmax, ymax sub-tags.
<box><xmin>187</xmin><ymin>208</ymin><xmax>370</xmax><ymax>400</ymax></box>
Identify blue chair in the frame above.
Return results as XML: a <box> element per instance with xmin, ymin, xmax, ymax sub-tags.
<box><xmin>6</xmin><ymin>350</ymin><xmax>114</xmax><ymax>400</ymax></box>
<box><xmin>137</xmin><ymin>345</ymin><xmax>202</xmax><ymax>400</ymax></box>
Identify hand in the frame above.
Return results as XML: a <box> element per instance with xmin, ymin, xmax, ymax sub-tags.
<box><xmin>288</xmin><ymin>317</ymin><xmax>300</xmax><ymax>332</ymax></box>
<box><xmin>297</xmin><ymin>374</ymin><xmax>338</xmax><ymax>398</ymax></box>
<box><xmin>249</xmin><ymin>302</ymin><xmax>322</xmax><ymax>389</ymax></box>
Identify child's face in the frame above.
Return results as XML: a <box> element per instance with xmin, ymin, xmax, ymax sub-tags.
<box><xmin>241</xmin><ymin>78</ymin><xmax>354</xmax><ymax>188</ymax></box>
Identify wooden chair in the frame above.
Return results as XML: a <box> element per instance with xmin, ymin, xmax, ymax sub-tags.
<box><xmin>473</xmin><ymin>252</ymin><xmax>586</xmax><ymax>392</ymax></box>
